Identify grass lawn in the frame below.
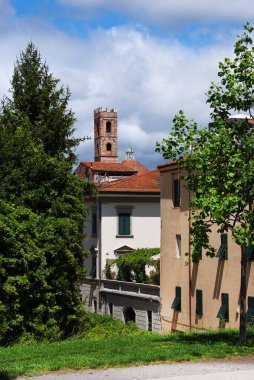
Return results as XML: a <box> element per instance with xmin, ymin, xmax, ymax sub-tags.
<box><xmin>1</xmin><ymin>328</ymin><xmax>254</xmax><ymax>379</ymax></box>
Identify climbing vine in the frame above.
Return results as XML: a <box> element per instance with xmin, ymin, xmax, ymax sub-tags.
<box><xmin>105</xmin><ymin>248</ymin><xmax>160</xmax><ymax>285</ymax></box>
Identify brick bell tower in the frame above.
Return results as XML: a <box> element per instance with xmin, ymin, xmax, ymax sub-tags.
<box><xmin>94</xmin><ymin>107</ymin><xmax>118</xmax><ymax>162</ymax></box>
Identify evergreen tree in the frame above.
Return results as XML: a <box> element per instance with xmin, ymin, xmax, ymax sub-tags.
<box><xmin>5</xmin><ymin>42</ymin><xmax>80</xmax><ymax>161</ymax></box>
<box><xmin>0</xmin><ymin>43</ymin><xmax>93</xmax><ymax>344</ymax></box>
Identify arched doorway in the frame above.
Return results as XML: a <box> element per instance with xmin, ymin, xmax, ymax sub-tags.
<box><xmin>123</xmin><ymin>307</ymin><xmax>136</xmax><ymax>324</ymax></box>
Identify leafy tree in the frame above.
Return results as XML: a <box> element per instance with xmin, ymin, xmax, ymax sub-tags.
<box><xmin>156</xmin><ymin>23</ymin><xmax>254</xmax><ymax>345</ymax></box>
<box><xmin>0</xmin><ymin>44</ymin><xmax>93</xmax><ymax>344</ymax></box>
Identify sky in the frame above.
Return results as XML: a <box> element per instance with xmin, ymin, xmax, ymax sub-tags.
<box><xmin>1</xmin><ymin>0</ymin><xmax>253</xmax><ymax>168</ymax></box>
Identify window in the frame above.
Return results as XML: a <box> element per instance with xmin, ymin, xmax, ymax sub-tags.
<box><xmin>119</xmin><ymin>213</ymin><xmax>130</xmax><ymax>235</ymax></box>
<box><xmin>92</xmin><ymin>209</ymin><xmax>97</xmax><ymax>236</ymax></box>
<box><xmin>171</xmin><ymin>286</ymin><xmax>181</xmax><ymax>312</ymax></box>
<box><xmin>107</xmin><ymin>143</ymin><xmax>112</xmax><ymax>151</ymax></box>
<box><xmin>106</xmin><ymin>121</ymin><xmax>111</xmax><ymax>133</ymax></box>
<box><xmin>217</xmin><ymin>293</ymin><xmax>229</xmax><ymax>321</ymax></box>
<box><xmin>246</xmin><ymin>297</ymin><xmax>254</xmax><ymax>325</ymax></box>
<box><xmin>93</xmin><ymin>299</ymin><xmax>97</xmax><ymax>313</ymax></box>
<box><xmin>115</xmin><ymin>206</ymin><xmax>133</xmax><ymax>237</ymax></box>
<box><xmin>109</xmin><ymin>303</ymin><xmax>113</xmax><ymax>317</ymax></box>
<box><xmin>196</xmin><ymin>289</ymin><xmax>203</xmax><ymax>317</ymax></box>
<box><xmin>89</xmin><ymin>254</ymin><xmax>97</xmax><ymax>278</ymax></box>
<box><xmin>217</xmin><ymin>233</ymin><xmax>228</xmax><ymax>259</ymax></box>
<box><xmin>173</xmin><ymin>178</ymin><xmax>180</xmax><ymax>207</ymax></box>
<box><xmin>176</xmin><ymin>234</ymin><xmax>181</xmax><ymax>258</ymax></box>
<box><xmin>147</xmin><ymin>310</ymin><xmax>153</xmax><ymax>331</ymax></box>
<box><xmin>246</xmin><ymin>244</ymin><xmax>254</xmax><ymax>261</ymax></box>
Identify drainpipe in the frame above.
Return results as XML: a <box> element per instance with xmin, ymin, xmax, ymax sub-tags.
<box><xmin>188</xmin><ymin>190</ymin><xmax>192</xmax><ymax>331</ymax></box>
<box><xmin>98</xmin><ymin>200</ymin><xmax>102</xmax><ymax>309</ymax></box>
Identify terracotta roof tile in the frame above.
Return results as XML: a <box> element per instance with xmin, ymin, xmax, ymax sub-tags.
<box><xmin>157</xmin><ymin>160</ymin><xmax>176</xmax><ymax>169</ymax></box>
<box><xmin>121</xmin><ymin>160</ymin><xmax>149</xmax><ymax>174</ymax></box>
<box><xmin>80</xmin><ymin>161</ymin><xmax>136</xmax><ymax>172</ymax></box>
<box><xmin>99</xmin><ymin>169</ymin><xmax>160</xmax><ymax>193</ymax></box>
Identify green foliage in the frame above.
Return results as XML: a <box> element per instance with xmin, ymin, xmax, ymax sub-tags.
<box><xmin>107</xmin><ymin>248</ymin><xmax>160</xmax><ymax>284</ymax></box>
<box><xmin>0</xmin><ymin>43</ymin><xmax>90</xmax><ymax>345</ymax></box>
<box><xmin>82</xmin><ymin>312</ymin><xmax>140</xmax><ymax>340</ymax></box>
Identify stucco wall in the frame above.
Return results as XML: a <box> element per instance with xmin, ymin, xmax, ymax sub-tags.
<box><xmin>100</xmin><ymin>201</ymin><xmax>160</xmax><ymax>274</ymax></box>
<box><xmin>160</xmin><ymin>166</ymin><xmax>254</xmax><ymax>332</ymax></box>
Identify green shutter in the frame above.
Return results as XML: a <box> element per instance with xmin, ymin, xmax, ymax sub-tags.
<box><xmin>171</xmin><ymin>286</ymin><xmax>181</xmax><ymax>311</ymax></box>
<box><xmin>92</xmin><ymin>212</ymin><xmax>97</xmax><ymax>235</ymax></box>
<box><xmin>246</xmin><ymin>245</ymin><xmax>254</xmax><ymax>261</ymax></box>
<box><xmin>173</xmin><ymin>179</ymin><xmax>180</xmax><ymax>207</ymax></box>
<box><xmin>246</xmin><ymin>296</ymin><xmax>254</xmax><ymax>325</ymax></box>
<box><xmin>89</xmin><ymin>265</ymin><xmax>96</xmax><ymax>278</ymax></box>
<box><xmin>196</xmin><ymin>289</ymin><xmax>203</xmax><ymax>316</ymax></box>
<box><xmin>217</xmin><ymin>234</ymin><xmax>228</xmax><ymax>259</ymax></box>
<box><xmin>217</xmin><ymin>293</ymin><xmax>229</xmax><ymax>321</ymax></box>
<box><xmin>119</xmin><ymin>213</ymin><xmax>130</xmax><ymax>235</ymax></box>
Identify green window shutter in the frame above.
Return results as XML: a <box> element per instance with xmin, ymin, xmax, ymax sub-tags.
<box><xmin>119</xmin><ymin>213</ymin><xmax>130</xmax><ymax>235</ymax></box>
<box><xmin>217</xmin><ymin>233</ymin><xmax>228</xmax><ymax>259</ymax></box>
<box><xmin>246</xmin><ymin>245</ymin><xmax>254</xmax><ymax>261</ymax></box>
<box><xmin>92</xmin><ymin>212</ymin><xmax>97</xmax><ymax>235</ymax></box>
<box><xmin>196</xmin><ymin>289</ymin><xmax>203</xmax><ymax>316</ymax></box>
<box><xmin>173</xmin><ymin>179</ymin><xmax>180</xmax><ymax>207</ymax></box>
<box><xmin>89</xmin><ymin>265</ymin><xmax>96</xmax><ymax>278</ymax></box>
<box><xmin>171</xmin><ymin>286</ymin><xmax>181</xmax><ymax>311</ymax></box>
<box><xmin>89</xmin><ymin>255</ymin><xmax>97</xmax><ymax>278</ymax></box>
<box><xmin>246</xmin><ymin>296</ymin><xmax>254</xmax><ymax>325</ymax></box>
<box><xmin>217</xmin><ymin>293</ymin><xmax>229</xmax><ymax>321</ymax></box>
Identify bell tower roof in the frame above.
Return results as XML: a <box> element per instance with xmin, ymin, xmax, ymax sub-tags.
<box><xmin>125</xmin><ymin>143</ymin><xmax>135</xmax><ymax>160</ymax></box>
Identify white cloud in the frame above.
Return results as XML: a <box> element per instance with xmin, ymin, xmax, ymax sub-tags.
<box><xmin>0</xmin><ymin>1</ymin><xmax>241</xmax><ymax>168</ymax></box>
<box><xmin>58</xmin><ymin>0</ymin><xmax>254</xmax><ymax>25</ymax></box>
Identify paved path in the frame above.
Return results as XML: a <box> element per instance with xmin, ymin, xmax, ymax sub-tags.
<box><xmin>18</xmin><ymin>356</ymin><xmax>254</xmax><ymax>380</ymax></box>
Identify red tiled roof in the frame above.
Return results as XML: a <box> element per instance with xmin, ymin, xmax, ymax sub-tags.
<box><xmin>99</xmin><ymin>169</ymin><xmax>160</xmax><ymax>193</ymax></box>
<box><xmin>79</xmin><ymin>161</ymin><xmax>137</xmax><ymax>173</ymax></box>
<box><xmin>157</xmin><ymin>160</ymin><xmax>176</xmax><ymax>169</ymax></box>
<box><xmin>121</xmin><ymin>160</ymin><xmax>149</xmax><ymax>174</ymax></box>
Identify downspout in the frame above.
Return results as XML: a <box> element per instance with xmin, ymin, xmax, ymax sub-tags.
<box><xmin>98</xmin><ymin>199</ymin><xmax>102</xmax><ymax>308</ymax></box>
<box><xmin>188</xmin><ymin>190</ymin><xmax>192</xmax><ymax>331</ymax></box>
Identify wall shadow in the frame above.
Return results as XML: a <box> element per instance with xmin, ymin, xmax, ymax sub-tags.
<box><xmin>171</xmin><ymin>310</ymin><xmax>179</xmax><ymax>331</ymax></box>
<box><xmin>213</xmin><ymin>259</ymin><xmax>225</xmax><ymax>299</ymax></box>
<box><xmin>191</xmin><ymin>263</ymin><xmax>199</xmax><ymax>296</ymax></box>
<box><xmin>237</xmin><ymin>261</ymin><xmax>252</xmax><ymax>305</ymax></box>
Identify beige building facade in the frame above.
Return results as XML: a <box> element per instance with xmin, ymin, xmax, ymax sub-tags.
<box><xmin>159</xmin><ymin>161</ymin><xmax>254</xmax><ymax>333</ymax></box>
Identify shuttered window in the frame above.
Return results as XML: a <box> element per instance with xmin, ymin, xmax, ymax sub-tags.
<box><xmin>246</xmin><ymin>296</ymin><xmax>254</xmax><ymax>325</ymax></box>
<box><xmin>217</xmin><ymin>293</ymin><xmax>229</xmax><ymax>321</ymax></box>
<box><xmin>92</xmin><ymin>211</ymin><xmax>97</xmax><ymax>236</ymax></box>
<box><xmin>196</xmin><ymin>289</ymin><xmax>203</xmax><ymax>317</ymax></box>
<box><xmin>118</xmin><ymin>213</ymin><xmax>131</xmax><ymax>235</ymax></box>
<box><xmin>173</xmin><ymin>179</ymin><xmax>180</xmax><ymax>207</ymax></box>
<box><xmin>171</xmin><ymin>286</ymin><xmax>181</xmax><ymax>312</ymax></box>
<box><xmin>246</xmin><ymin>245</ymin><xmax>254</xmax><ymax>261</ymax></box>
<box><xmin>89</xmin><ymin>254</ymin><xmax>97</xmax><ymax>278</ymax></box>
<box><xmin>217</xmin><ymin>233</ymin><xmax>228</xmax><ymax>259</ymax></box>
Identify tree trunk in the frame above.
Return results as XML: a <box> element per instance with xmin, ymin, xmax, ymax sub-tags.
<box><xmin>239</xmin><ymin>245</ymin><xmax>247</xmax><ymax>345</ymax></box>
